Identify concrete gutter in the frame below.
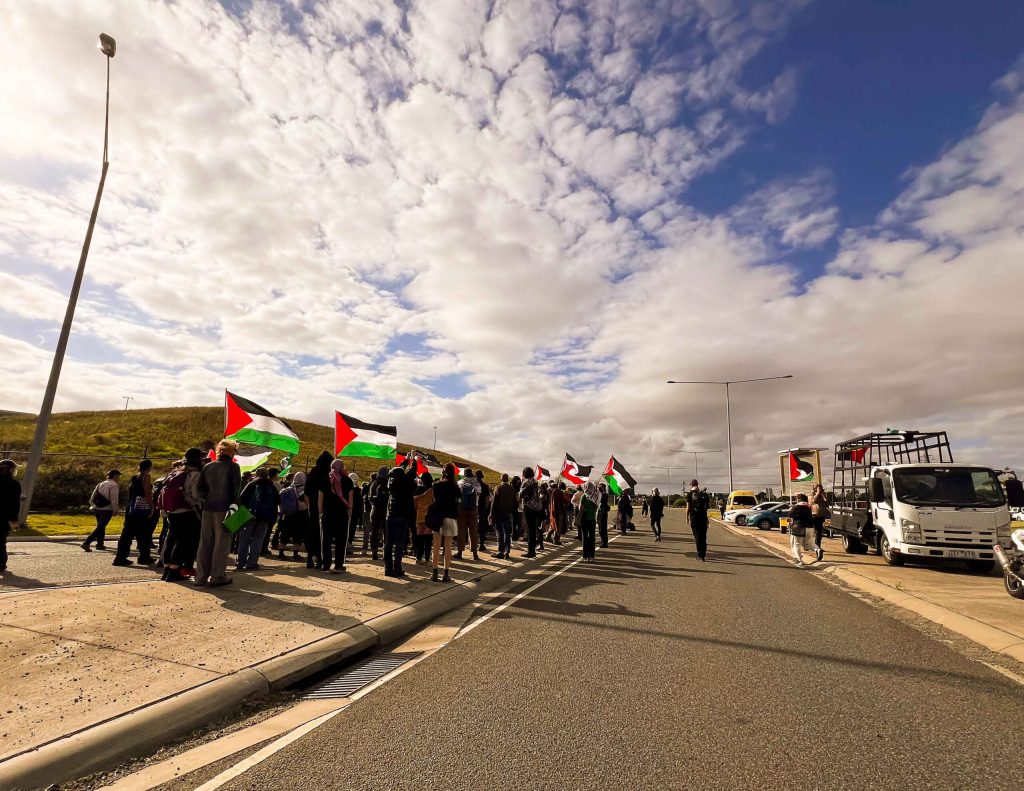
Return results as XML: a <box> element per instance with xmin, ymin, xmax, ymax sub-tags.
<box><xmin>0</xmin><ymin>545</ymin><xmax>574</xmax><ymax>791</ymax></box>
<box><xmin>715</xmin><ymin>519</ymin><xmax>1024</xmax><ymax>666</ymax></box>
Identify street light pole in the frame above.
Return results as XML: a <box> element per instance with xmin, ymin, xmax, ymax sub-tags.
<box><xmin>18</xmin><ymin>34</ymin><xmax>116</xmax><ymax>526</ymax></box>
<box><xmin>666</xmin><ymin>375</ymin><xmax>793</xmax><ymax>494</ymax></box>
<box><xmin>433</xmin><ymin>426</ymin><xmax>437</xmax><ymax>450</ymax></box>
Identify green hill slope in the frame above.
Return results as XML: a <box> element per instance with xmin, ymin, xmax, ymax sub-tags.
<box><xmin>0</xmin><ymin>407</ymin><xmax>499</xmax><ymax>511</ymax></box>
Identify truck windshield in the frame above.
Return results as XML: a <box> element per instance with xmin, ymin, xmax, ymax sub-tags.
<box><xmin>893</xmin><ymin>468</ymin><xmax>1005</xmax><ymax>507</ymax></box>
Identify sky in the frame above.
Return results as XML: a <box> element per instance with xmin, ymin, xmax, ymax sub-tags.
<box><xmin>2</xmin><ymin>0</ymin><xmax>1024</xmax><ymax>492</ymax></box>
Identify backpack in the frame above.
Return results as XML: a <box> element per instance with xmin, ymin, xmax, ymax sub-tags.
<box><xmin>460</xmin><ymin>480</ymin><xmax>478</xmax><ymax>511</ymax></box>
<box><xmin>250</xmin><ymin>482</ymin><xmax>277</xmax><ymax>521</ymax></box>
<box><xmin>158</xmin><ymin>469</ymin><xmax>192</xmax><ymax>512</ymax></box>
<box><xmin>279</xmin><ymin>486</ymin><xmax>298</xmax><ymax>517</ymax></box>
<box><xmin>688</xmin><ymin>489</ymin><xmax>709</xmax><ymax>517</ymax></box>
<box><xmin>523</xmin><ymin>480</ymin><xmax>543</xmax><ymax>512</ymax></box>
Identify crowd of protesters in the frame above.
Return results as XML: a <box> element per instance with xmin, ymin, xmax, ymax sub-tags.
<box><xmin>11</xmin><ymin>443</ymin><xmax>650</xmax><ymax>584</ymax></box>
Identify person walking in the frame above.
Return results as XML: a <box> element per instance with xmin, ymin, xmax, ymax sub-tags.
<box><xmin>82</xmin><ymin>470</ymin><xmax>121</xmax><ymax>552</ymax></box>
<box><xmin>649</xmin><ymin>487</ymin><xmax>664</xmax><ymax>542</ymax></box>
<box><xmin>413</xmin><ymin>471</ymin><xmax>435</xmax><ymax>565</ymax></box>
<box><xmin>519</xmin><ymin>467</ymin><xmax>544</xmax><ymax>558</ymax></box>
<box><xmin>304</xmin><ymin>452</ymin><xmax>333</xmax><ymax>569</ymax></box>
<box><xmin>161</xmin><ymin>448</ymin><xmax>206</xmax><ymax>582</ymax></box>
<box><xmin>319</xmin><ymin>459</ymin><xmax>353</xmax><ymax>573</ymax></box>
<box><xmin>456</xmin><ymin>467</ymin><xmax>481</xmax><ymax>560</ymax></box>
<box><xmin>685</xmin><ymin>479</ymin><xmax>710</xmax><ymax>561</ymax></box>
<box><xmin>431</xmin><ymin>463</ymin><xmax>460</xmax><ymax>582</ymax></box>
<box><xmin>788</xmin><ymin>493</ymin><xmax>816</xmax><ymax>568</ymax></box>
<box><xmin>580</xmin><ymin>485</ymin><xmax>599</xmax><ymax>561</ymax></box>
<box><xmin>810</xmin><ymin>484</ymin><xmax>829</xmax><ymax>562</ymax></box>
<box><xmin>0</xmin><ymin>459</ymin><xmax>21</xmax><ymax>572</ymax></box>
<box><xmin>236</xmin><ymin>467</ymin><xmax>280</xmax><ymax>570</ymax></box>
<box><xmin>597</xmin><ymin>483</ymin><xmax>610</xmax><ymax>548</ymax></box>
<box><xmin>384</xmin><ymin>461</ymin><xmax>413</xmax><ymax>578</ymax></box>
<box><xmin>193</xmin><ymin>441</ymin><xmax>240</xmax><ymax>586</ymax></box>
<box><xmin>641</xmin><ymin>496</ymin><xmax>649</xmax><ymax>518</ymax></box>
<box><xmin>489</xmin><ymin>473</ymin><xmax>516</xmax><ymax>559</ymax></box>
<box><xmin>113</xmin><ymin>460</ymin><xmax>156</xmax><ymax>565</ymax></box>
<box><xmin>476</xmin><ymin>469</ymin><xmax>491</xmax><ymax>553</ymax></box>
<box><xmin>366</xmin><ymin>466</ymin><xmax>389</xmax><ymax>560</ymax></box>
<box><xmin>617</xmin><ymin>490</ymin><xmax>633</xmax><ymax>535</ymax></box>
<box><xmin>510</xmin><ymin>475</ymin><xmax>523</xmax><ymax>542</ymax></box>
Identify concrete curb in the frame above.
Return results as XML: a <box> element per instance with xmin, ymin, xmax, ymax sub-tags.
<box><xmin>0</xmin><ymin>544</ymin><xmax>577</xmax><ymax>790</ymax></box>
<box><xmin>714</xmin><ymin>519</ymin><xmax>1024</xmax><ymax>666</ymax></box>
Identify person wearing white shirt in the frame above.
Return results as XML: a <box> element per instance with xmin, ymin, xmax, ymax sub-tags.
<box><xmin>82</xmin><ymin>470</ymin><xmax>122</xmax><ymax>552</ymax></box>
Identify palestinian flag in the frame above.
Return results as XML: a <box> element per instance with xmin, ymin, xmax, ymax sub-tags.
<box><xmin>536</xmin><ymin>464</ymin><xmax>552</xmax><ymax>482</ymax></box>
<box><xmin>395</xmin><ymin>450</ymin><xmax>442</xmax><ymax>477</ymax></box>
<box><xmin>224</xmin><ymin>391</ymin><xmax>301</xmax><ymax>455</ymax></box>
<box><xmin>206</xmin><ymin>447</ymin><xmax>271</xmax><ymax>472</ymax></box>
<box><xmin>561</xmin><ymin>453</ymin><xmax>593</xmax><ymax>486</ymax></box>
<box><xmin>603</xmin><ymin>456</ymin><xmax>637</xmax><ymax>496</ymax></box>
<box><xmin>789</xmin><ymin>452</ymin><xmax>815</xmax><ymax>482</ymax></box>
<box><xmin>335</xmin><ymin>412</ymin><xmax>397</xmax><ymax>460</ymax></box>
<box><xmin>837</xmin><ymin>447</ymin><xmax>868</xmax><ymax>464</ymax></box>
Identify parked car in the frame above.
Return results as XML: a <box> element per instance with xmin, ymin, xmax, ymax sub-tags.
<box><xmin>746</xmin><ymin>503</ymin><xmax>791</xmax><ymax>531</ymax></box>
<box><xmin>727</xmin><ymin>501</ymin><xmax>785</xmax><ymax>526</ymax></box>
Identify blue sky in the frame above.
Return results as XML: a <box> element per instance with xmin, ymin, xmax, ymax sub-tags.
<box><xmin>2</xmin><ymin>0</ymin><xmax>1023</xmax><ymax>488</ymax></box>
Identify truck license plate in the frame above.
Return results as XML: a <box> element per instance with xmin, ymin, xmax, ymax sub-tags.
<box><xmin>948</xmin><ymin>549</ymin><xmax>976</xmax><ymax>559</ymax></box>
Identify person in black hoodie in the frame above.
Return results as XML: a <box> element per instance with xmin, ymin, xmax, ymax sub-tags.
<box><xmin>384</xmin><ymin>461</ymin><xmax>414</xmax><ymax>578</ymax></box>
<box><xmin>367</xmin><ymin>466</ymin><xmax>389</xmax><ymax>560</ymax></box>
<box><xmin>0</xmin><ymin>459</ymin><xmax>21</xmax><ymax>572</ymax></box>
<box><xmin>649</xmin><ymin>488</ymin><xmax>665</xmax><ymax>542</ymax></box>
<box><xmin>598</xmin><ymin>483</ymin><xmax>610</xmax><ymax>548</ymax></box>
<box><xmin>303</xmin><ymin>451</ymin><xmax>332</xmax><ymax>569</ymax></box>
<box><xmin>431</xmin><ymin>463</ymin><xmax>460</xmax><ymax>582</ymax></box>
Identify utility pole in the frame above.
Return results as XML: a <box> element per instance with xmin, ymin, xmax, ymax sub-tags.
<box><xmin>19</xmin><ymin>34</ymin><xmax>117</xmax><ymax>526</ymax></box>
<box><xmin>122</xmin><ymin>396</ymin><xmax>133</xmax><ymax>411</ymax></box>
<box><xmin>433</xmin><ymin>426</ymin><xmax>437</xmax><ymax>450</ymax></box>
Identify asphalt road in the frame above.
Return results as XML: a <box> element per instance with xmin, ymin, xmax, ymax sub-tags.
<box><xmin>212</xmin><ymin>511</ymin><xmax>1021</xmax><ymax>791</ymax></box>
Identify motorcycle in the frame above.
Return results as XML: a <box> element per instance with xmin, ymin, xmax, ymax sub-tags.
<box><xmin>993</xmin><ymin>527</ymin><xmax>1024</xmax><ymax>600</ymax></box>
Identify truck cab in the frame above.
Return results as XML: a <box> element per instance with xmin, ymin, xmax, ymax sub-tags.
<box><xmin>831</xmin><ymin>432</ymin><xmax>1013</xmax><ymax>571</ymax></box>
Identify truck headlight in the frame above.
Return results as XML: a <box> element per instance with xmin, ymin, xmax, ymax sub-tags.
<box><xmin>900</xmin><ymin>518</ymin><xmax>921</xmax><ymax>542</ymax></box>
<box><xmin>996</xmin><ymin>522</ymin><xmax>1011</xmax><ymax>539</ymax></box>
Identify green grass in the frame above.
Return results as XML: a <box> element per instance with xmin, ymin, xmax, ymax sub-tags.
<box><xmin>12</xmin><ymin>514</ymin><xmax>109</xmax><ymax>537</ymax></box>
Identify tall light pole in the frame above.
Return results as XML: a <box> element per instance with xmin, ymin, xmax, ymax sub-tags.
<box><xmin>668</xmin><ymin>449</ymin><xmax>722</xmax><ymax>481</ymax></box>
<box><xmin>122</xmin><ymin>396</ymin><xmax>133</xmax><ymax>411</ymax></box>
<box><xmin>432</xmin><ymin>426</ymin><xmax>437</xmax><ymax>450</ymax></box>
<box><xmin>667</xmin><ymin>375</ymin><xmax>792</xmax><ymax>494</ymax></box>
<box><xmin>18</xmin><ymin>34</ymin><xmax>116</xmax><ymax>525</ymax></box>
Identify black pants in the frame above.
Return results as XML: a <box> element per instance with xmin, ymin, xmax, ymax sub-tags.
<box><xmin>384</xmin><ymin>516</ymin><xmax>407</xmax><ymax>575</ymax></box>
<box><xmin>650</xmin><ymin>515</ymin><xmax>662</xmax><ymax>537</ymax></box>
<box><xmin>0</xmin><ymin>523</ymin><xmax>8</xmax><ymax>570</ymax></box>
<box><xmin>812</xmin><ymin>516</ymin><xmax>826</xmax><ymax>548</ymax></box>
<box><xmin>85</xmin><ymin>510</ymin><xmax>114</xmax><ymax>548</ymax></box>
<box><xmin>115</xmin><ymin>511</ymin><xmax>155</xmax><ymax>562</ymax></box>
<box><xmin>525</xmin><ymin>509</ymin><xmax>544</xmax><ymax>556</ymax></box>
<box><xmin>321</xmin><ymin>510</ymin><xmax>349</xmax><ymax>570</ymax></box>
<box><xmin>367</xmin><ymin>507</ymin><xmax>386</xmax><ymax>557</ymax></box>
<box><xmin>349</xmin><ymin>509</ymin><xmax>362</xmax><ymax>546</ymax></box>
<box><xmin>690</xmin><ymin>518</ymin><xmax>709</xmax><ymax>558</ymax></box>
<box><xmin>306</xmin><ymin>507</ymin><xmax>321</xmax><ymax>565</ymax></box>
<box><xmin>581</xmin><ymin>519</ymin><xmax>596</xmax><ymax>559</ymax></box>
<box><xmin>598</xmin><ymin>510</ymin><xmax>609</xmax><ymax>548</ymax></box>
<box><xmin>163</xmin><ymin>510</ymin><xmax>200</xmax><ymax>568</ymax></box>
<box><xmin>477</xmin><ymin>510</ymin><xmax>488</xmax><ymax>549</ymax></box>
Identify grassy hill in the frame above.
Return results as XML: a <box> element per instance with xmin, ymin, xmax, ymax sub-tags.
<box><xmin>0</xmin><ymin>407</ymin><xmax>500</xmax><ymax>511</ymax></box>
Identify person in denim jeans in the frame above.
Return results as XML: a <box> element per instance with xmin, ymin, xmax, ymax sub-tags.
<box><xmin>236</xmin><ymin>468</ymin><xmax>279</xmax><ymax>570</ymax></box>
<box><xmin>489</xmin><ymin>473</ymin><xmax>516</xmax><ymax>559</ymax></box>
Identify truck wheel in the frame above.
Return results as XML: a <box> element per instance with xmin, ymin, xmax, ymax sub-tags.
<box><xmin>879</xmin><ymin>533</ymin><xmax>904</xmax><ymax>566</ymax></box>
<box><xmin>966</xmin><ymin>559</ymin><xmax>994</xmax><ymax>574</ymax></box>
<box><xmin>1006</xmin><ymin>570</ymin><xmax>1024</xmax><ymax>599</ymax></box>
<box><xmin>735</xmin><ymin>515</ymin><xmax>747</xmax><ymax>526</ymax></box>
<box><xmin>842</xmin><ymin>533</ymin><xmax>864</xmax><ymax>554</ymax></box>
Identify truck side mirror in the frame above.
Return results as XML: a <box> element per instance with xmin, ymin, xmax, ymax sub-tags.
<box><xmin>869</xmin><ymin>478</ymin><xmax>884</xmax><ymax>503</ymax></box>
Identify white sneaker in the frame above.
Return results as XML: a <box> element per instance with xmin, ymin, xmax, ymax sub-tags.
<box><xmin>795</xmin><ymin>561</ymin><xmax>805</xmax><ymax>568</ymax></box>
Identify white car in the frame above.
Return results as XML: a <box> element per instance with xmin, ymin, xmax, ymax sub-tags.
<box><xmin>1011</xmin><ymin>507</ymin><xmax>1024</xmax><ymax>524</ymax></box>
<box><xmin>724</xmin><ymin>501</ymin><xmax>785</xmax><ymax>526</ymax></box>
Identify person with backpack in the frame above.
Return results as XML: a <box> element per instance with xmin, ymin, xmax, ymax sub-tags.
<box><xmin>113</xmin><ymin>460</ymin><xmax>156</xmax><ymax>566</ymax></box>
<box><xmin>598</xmin><ymin>482</ymin><xmax>610</xmax><ymax>548</ymax></box>
<box><xmin>456</xmin><ymin>466</ymin><xmax>481</xmax><ymax>561</ymax></box>
<box><xmin>649</xmin><ymin>488</ymin><xmax>665</xmax><ymax>542</ymax></box>
<box><xmin>580</xmin><ymin>484</ymin><xmax>599</xmax><ymax>562</ymax></box>
<box><xmin>161</xmin><ymin>449</ymin><xmax>205</xmax><ymax>582</ymax></box>
<box><xmin>82</xmin><ymin>470</ymin><xmax>121</xmax><ymax>552</ymax></box>
<box><xmin>431</xmin><ymin>463</ymin><xmax>460</xmax><ymax>582</ymax></box>
<box><xmin>304</xmin><ymin>452</ymin><xmax>333</xmax><ymax>569</ymax></box>
<box><xmin>194</xmin><ymin>441</ymin><xmax>240</xmax><ymax>586</ymax></box>
<box><xmin>788</xmin><ymin>493</ymin><xmax>816</xmax><ymax>568</ymax></box>
<box><xmin>276</xmin><ymin>472</ymin><xmax>306</xmax><ymax>560</ymax></box>
<box><xmin>685</xmin><ymin>479</ymin><xmax>710</xmax><ymax>561</ymax></box>
<box><xmin>0</xmin><ymin>459</ymin><xmax>21</xmax><ymax>572</ymax></box>
<box><xmin>236</xmin><ymin>467</ymin><xmax>280</xmax><ymax>570</ymax></box>
<box><xmin>366</xmin><ymin>465</ymin><xmax>389</xmax><ymax>559</ymax></box>
<box><xmin>519</xmin><ymin>467</ymin><xmax>544</xmax><ymax>558</ymax></box>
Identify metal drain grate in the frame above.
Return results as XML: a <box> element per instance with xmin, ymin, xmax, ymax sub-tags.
<box><xmin>303</xmin><ymin>652</ymin><xmax>421</xmax><ymax>700</ymax></box>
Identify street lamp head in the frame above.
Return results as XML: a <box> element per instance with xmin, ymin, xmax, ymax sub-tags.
<box><xmin>98</xmin><ymin>33</ymin><xmax>116</xmax><ymax>58</ymax></box>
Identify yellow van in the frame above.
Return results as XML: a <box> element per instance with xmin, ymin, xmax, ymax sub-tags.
<box><xmin>725</xmin><ymin>490</ymin><xmax>758</xmax><ymax>513</ymax></box>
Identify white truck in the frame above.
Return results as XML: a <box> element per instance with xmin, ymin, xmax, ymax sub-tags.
<box><xmin>830</xmin><ymin>431</ymin><xmax>1013</xmax><ymax>572</ymax></box>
